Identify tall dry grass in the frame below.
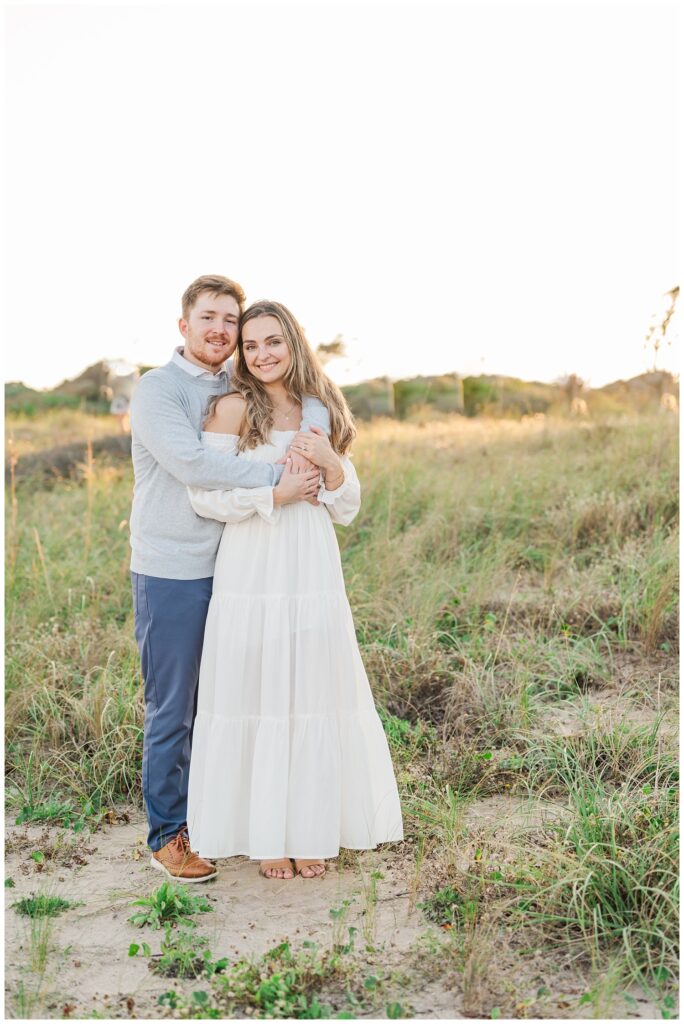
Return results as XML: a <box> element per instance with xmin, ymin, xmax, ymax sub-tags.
<box><xmin>4</xmin><ymin>411</ymin><xmax>679</xmax><ymax>1010</ymax></box>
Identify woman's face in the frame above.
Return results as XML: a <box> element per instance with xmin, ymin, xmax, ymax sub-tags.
<box><xmin>241</xmin><ymin>315</ymin><xmax>292</xmax><ymax>384</ymax></box>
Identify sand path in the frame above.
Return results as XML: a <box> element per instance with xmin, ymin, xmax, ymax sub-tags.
<box><xmin>4</xmin><ymin>802</ymin><xmax>661</xmax><ymax>1019</ymax></box>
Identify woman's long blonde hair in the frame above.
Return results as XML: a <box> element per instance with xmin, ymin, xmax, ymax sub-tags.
<box><xmin>223</xmin><ymin>300</ymin><xmax>356</xmax><ymax>454</ymax></box>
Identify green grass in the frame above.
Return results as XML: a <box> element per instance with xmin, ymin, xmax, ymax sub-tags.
<box><xmin>4</xmin><ymin>410</ymin><xmax>679</xmax><ymax>1014</ymax></box>
<box><xmin>13</xmin><ymin>895</ymin><xmax>74</xmax><ymax>918</ymax></box>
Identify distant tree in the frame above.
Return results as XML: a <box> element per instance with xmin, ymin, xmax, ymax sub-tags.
<box><xmin>559</xmin><ymin>374</ymin><xmax>587</xmax><ymax>403</ymax></box>
<box><xmin>316</xmin><ymin>334</ymin><xmax>347</xmax><ymax>366</ymax></box>
<box><xmin>645</xmin><ymin>286</ymin><xmax>679</xmax><ymax>371</ymax></box>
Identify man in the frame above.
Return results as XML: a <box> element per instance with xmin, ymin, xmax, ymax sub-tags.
<box><xmin>129</xmin><ymin>274</ymin><xmax>329</xmax><ymax>882</ymax></box>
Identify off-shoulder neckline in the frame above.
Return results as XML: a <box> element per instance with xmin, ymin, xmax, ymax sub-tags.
<box><xmin>201</xmin><ymin>429</ymin><xmax>297</xmax><ymax>438</ymax></box>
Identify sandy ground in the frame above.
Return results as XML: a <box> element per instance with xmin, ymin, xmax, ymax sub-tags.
<box><xmin>5</xmin><ymin>809</ymin><xmax>455</xmax><ymax>1019</ymax></box>
<box><xmin>4</xmin><ymin>797</ymin><xmax>662</xmax><ymax>1021</ymax></box>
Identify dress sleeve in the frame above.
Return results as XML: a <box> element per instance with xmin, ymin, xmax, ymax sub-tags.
<box><xmin>318</xmin><ymin>456</ymin><xmax>361</xmax><ymax>526</ymax></box>
<box><xmin>186</xmin><ymin>433</ymin><xmax>280</xmax><ymax>525</ymax></box>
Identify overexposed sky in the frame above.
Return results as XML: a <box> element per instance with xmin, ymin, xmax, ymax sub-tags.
<box><xmin>3</xmin><ymin>0</ymin><xmax>679</xmax><ymax>391</ymax></box>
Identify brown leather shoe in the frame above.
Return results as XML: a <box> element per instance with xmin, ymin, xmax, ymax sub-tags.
<box><xmin>150</xmin><ymin>831</ymin><xmax>217</xmax><ymax>883</ymax></box>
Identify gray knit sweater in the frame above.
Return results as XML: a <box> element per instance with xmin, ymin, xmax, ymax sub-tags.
<box><xmin>129</xmin><ymin>359</ymin><xmax>331</xmax><ymax>579</ymax></box>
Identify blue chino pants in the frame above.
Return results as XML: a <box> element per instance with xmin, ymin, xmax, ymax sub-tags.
<box><xmin>131</xmin><ymin>572</ymin><xmax>213</xmax><ymax>851</ymax></box>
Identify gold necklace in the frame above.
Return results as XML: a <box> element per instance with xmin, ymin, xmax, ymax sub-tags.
<box><xmin>274</xmin><ymin>400</ymin><xmax>299</xmax><ymax>421</ymax></box>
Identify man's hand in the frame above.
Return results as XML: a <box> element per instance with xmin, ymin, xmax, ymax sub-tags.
<box><xmin>273</xmin><ymin>458</ymin><xmax>321</xmax><ymax>507</ymax></box>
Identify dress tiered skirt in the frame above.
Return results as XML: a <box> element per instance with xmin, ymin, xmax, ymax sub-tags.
<box><xmin>186</xmin><ymin>434</ymin><xmax>403</xmax><ymax>859</ymax></box>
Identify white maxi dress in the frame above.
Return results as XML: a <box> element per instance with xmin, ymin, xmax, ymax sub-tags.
<box><xmin>185</xmin><ymin>430</ymin><xmax>404</xmax><ymax>860</ymax></box>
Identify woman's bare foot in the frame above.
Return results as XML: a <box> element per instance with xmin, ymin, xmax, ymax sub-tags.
<box><xmin>259</xmin><ymin>858</ymin><xmax>295</xmax><ymax>879</ymax></box>
<box><xmin>294</xmin><ymin>859</ymin><xmax>326</xmax><ymax>878</ymax></box>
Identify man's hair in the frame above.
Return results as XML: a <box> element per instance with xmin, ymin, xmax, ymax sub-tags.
<box><xmin>181</xmin><ymin>275</ymin><xmax>246</xmax><ymax>320</ymax></box>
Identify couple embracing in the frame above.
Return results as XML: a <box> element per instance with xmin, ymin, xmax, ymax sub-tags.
<box><xmin>129</xmin><ymin>274</ymin><xmax>403</xmax><ymax>883</ymax></box>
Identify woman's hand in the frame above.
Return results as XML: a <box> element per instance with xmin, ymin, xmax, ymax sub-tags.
<box><xmin>290</xmin><ymin>426</ymin><xmax>340</xmax><ymax>473</ymax></box>
<box><xmin>273</xmin><ymin>458</ymin><xmax>321</xmax><ymax>507</ymax></box>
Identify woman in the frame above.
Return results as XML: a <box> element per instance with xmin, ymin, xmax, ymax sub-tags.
<box><xmin>186</xmin><ymin>300</ymin><xmax>403</xmax><ymax>879</ymax></box>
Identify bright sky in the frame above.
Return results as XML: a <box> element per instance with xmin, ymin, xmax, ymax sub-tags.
<box><xmin>3</xmin><ymin>0</ymin><xmax>679</xmax><ymax>391</ymax></box>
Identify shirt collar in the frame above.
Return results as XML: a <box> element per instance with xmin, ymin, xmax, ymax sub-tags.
<box><xmin>172</xmin><ymin>346</ymin><xmax>229</xmax><ymax>379</ymax></box>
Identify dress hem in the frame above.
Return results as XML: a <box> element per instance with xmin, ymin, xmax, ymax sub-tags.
<box><xmin>195</xmin><ymin>838</ymin><xmax>405</xmax><ymax>860</ymax></box>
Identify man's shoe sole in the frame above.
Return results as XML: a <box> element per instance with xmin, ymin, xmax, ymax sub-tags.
<box><xmin>149</xmin><ymin>855</ymin><xmax>217</xmax><ymax>883</ymax></box>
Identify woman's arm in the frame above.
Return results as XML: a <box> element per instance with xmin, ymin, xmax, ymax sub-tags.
<box><xmin>188</xmin><ymin>482</ymin><xmax>279</xmax><ymax>524</ymax></box>
<box><xmin>189</xmin><ymin>463</ymin><xmax>320</xmax><ymax>523</ymax></box>
<box><xmin>188</xmin><ymin>408</ymin><xmax>320</xmax><ymax>523</ymax></box>
<box><xmin>186</xmin><ymin>424</ymin><xmax>279</xmax><ymax>524</ymax></box>
<box><xmin>318</xmin><ymin>456</ymin><xmax>361</xmax><ymax>526</ymax></box>
<box><xmin>288</xmin><ymin>426</ymin><xmax>361</xmax><ymax>525</ymax></box>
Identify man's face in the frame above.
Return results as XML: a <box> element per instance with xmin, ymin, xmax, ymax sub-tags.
<box><xmin>178</xmin><ymin>291</ymin><xmax>240</xmax><ymax>372</ymax></box>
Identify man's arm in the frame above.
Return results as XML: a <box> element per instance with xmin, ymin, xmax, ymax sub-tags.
<box><xmin>300</xmin><ymin>395</ymin><xmax>331</xmax><ymax>434</ymax></box>
<box><xmin>287</xmin><ymin>394</ymin><xmax>331</xmax><ymax>484</ymax></box>
<box><xmin>130</xmin><ymin>376</ymin><xmax>283</xmax><ymax>489</ymax></box>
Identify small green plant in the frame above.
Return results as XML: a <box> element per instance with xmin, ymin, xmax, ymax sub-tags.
<box><xmin>329</xmin><ymin>897</ymin><xmax>355</xmax><ymax>951</ymax></box>
<box><xmin>418</xmin><ymin>885</ymin><xmax>471</xmax><ymax>927</ymax></box>
<box><xmin>145</xmin><ymin>927</ymin><xmax>228</xmax><ymax>979</ymax></box>
<box><xmin>13</xmin><ymin>894</ymin><xmax>74</xmax><ymax>918</ymax></box>
<box><xmin>128</xmin><ymin>880</ymin><xmax>213</xmax><ymax>929</ymax></box>
<box><xmin>15</xmin><ymin>800</ymin><xmax>76</xmax><ymax>828</ymax></box>
<box><xmin>5</xmin><ymin>878</ymin><xmax>15</xmax><ymax>888</ymax></box>
<box><xmin>386</xmin><ymin>1002</ymin><xmax>411</xmax><ymax>1019</ymax></box>
<box><xmin>28</xmin><ymin>913</ymin><xmax>53</xmax><ymax>972</ymax></box>
<box><xmin>11</xmin><ymin>980</ymin><xmax>43</xmax><ymax>1018</ymax></box>
<box><xmin>378</xmin><ymin>708</ymin><xmax>436</xmax><ymax>754</ymax></box>
<box><xmin>359</xmin><ymin>867</ymin><xmax>384</xmax><ymax>946</ymax></box>
<box><xmin>159</xmin><ymin>989</ymin><xmax>221</xmax><ymax>1018</ymax></box>
<box><xmin>128</xmin><ymin>941</ymin><xmax>151</xmax><ymax>957</ymax></box>
<box><xmin>13</xmin><ymin>795</ymin><xmax>107</xmax><ymax>834</ymax></box>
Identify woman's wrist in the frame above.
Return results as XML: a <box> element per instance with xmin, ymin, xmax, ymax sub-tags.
<box><xmin>323</xmin><ymin>457</ymin><xmax>344</xmax><ymax>490</ymax></box>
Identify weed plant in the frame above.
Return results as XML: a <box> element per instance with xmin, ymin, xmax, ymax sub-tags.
<box><xmin>158</xmin><ymin>940</ymin><xmax>349</xmax><ymax>1018</ymax></box>
<box><xmin>156</xmin><ymin>938</ymin><xmax>408</xmax><ymax>1019</ymax></box>
<box><xmin>13</xmin><ymin>895</ymin><xmax>74</xmax><ymax>918</ymax></box>
<box><xmin>128</xmin><ymin>881</ymin><xmax>213</xmax><ymax>929</ymax></box>
<box><xmin>138</xmin><ymin>926</ymin><xmax>228</xmax><ymax>979</ymax></box>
